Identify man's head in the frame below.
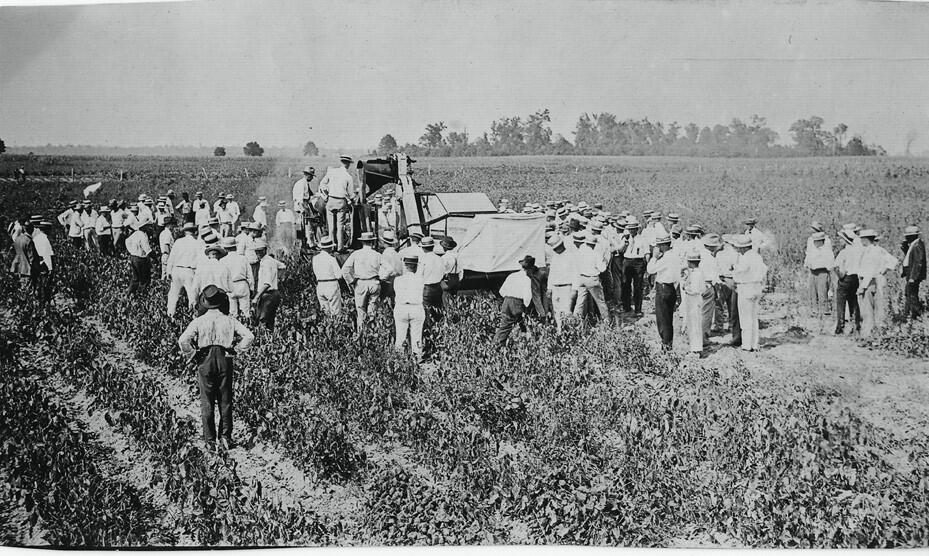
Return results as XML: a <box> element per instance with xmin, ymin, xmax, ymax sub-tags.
<box><xmin>572</xmin><ymin>231</ymin><xmax>586</xmax><ymax>247</ymax></box>
<box><xmin>812</xmin><ymin>231</ymin><xmax>826</xmax><ymax>247</ymax></box>
<box><xmin>733</xmin><ymin>235</ymin><xmax>753</xmax><ymax>254</ymax></box>
<box><xmin>904</xmin><ymin>225</ymin><xmax>920</xmax><ymax>241</ymax></box>
<box><xmin>183</xmin><ymin>222</ymin><xmax>197</xmax><ymax>236</ymax></box>
<box><xmin>182</xmin><ymin>192</ymin><xmax>190</xmax><ymax>201</ymax></box>
<box><xmin>410</xmin><ymin>231</ymin><xmax>423</xmax><ymax>245</ymax></box>
<box><xmin>196</xmin><ymin>191</ymin><xmax>203</xmax><ymax>199</ymax></box>
<box><xmin>519</xmin><ymin>255</ymin><xmax>536</xmax><ymax>273</ymax></box>
<box><xmin>403</xmin><ymin>254</ymin><xmax>419</xmax><ymax>273</ymax></box>
<box><xmin>303</xmin><ymin>165</ymin><xmax>315</xmax><ymax>178</ymax></box>
<box><xmin>702</xmin><ymin>233</ymin><xmax>722</xmax><ymax>254</ymax></box>
<box><xmin>656</xmin><ymin>235</ymin><xmax>672</xmax><ymax>253</ymax></box>
<box><xmin>686</xmin><ymin>252</ymin><xmax>701</xmax><ymax>268</ymax></box>
<box><xmin>339</xmin><ymin>155</ymin><xmax>353</xmax><ymax>168</ymax></box>
<box><xmin>548</xmin><ymin>235</ymin><xmax>566</xmax><ymax>255</ymax></box>
<box><xmin>359</xmin><ymin>231</ymin><xmax>376</xmax><ymax>247</ymax></box>
<box><xmin>201</xmin><ymin>285</ymin><xmax>228</xmax><ymax>311</ymax></box>
<box><xmin>319</xmin><ymin>237</ymin><xmax>334</xmax><ymax>252</ymax></box>
<box><xmin>420</xmin><ymin>237</ymin><xmax>435</xmax><ymax>252</ymax></box>
<box><xmin>859</xmin><ymin>229</ymin><xmax>877</xmax><ymax>246</ymax></box>
<box><xmin>253</xmin><ymin>238</ymin><xmax>269</xmax><ymax>257</ymax></box>
<box><xmin>744</xmin><ymin>217</ymin><xmax>758</xmax><ymax>230</ymax></box>
<box><xmin>625</xmin><ymin>218</ymin><xmax>640</xmax><ymax>236</ymax></box>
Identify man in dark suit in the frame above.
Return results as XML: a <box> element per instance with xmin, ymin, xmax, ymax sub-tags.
<box><xmin>901</xmin><ymin>225</ymin><xmax>926</xmax><ymax>320</ymax></box>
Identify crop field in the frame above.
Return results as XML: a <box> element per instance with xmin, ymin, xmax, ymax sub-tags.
<box><xmin>1</xmin><ymin>154</ymin><xmax>928</xmax><ymax>547</ymax></box>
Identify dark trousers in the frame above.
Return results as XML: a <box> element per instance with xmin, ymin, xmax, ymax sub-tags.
<box><xmin>730</xmin><ymin>282</ymin><xmax>742</xmax><ymax>345</ymax></box>
<box><xmin>129</xmin><ymin>255</ymin><xmax>151</xmax><ymax>294</ymax></box>
<box><xmin>257</xmin><ymin>289</ymin><xmax>281</xmax><ymax>331</ymax></box>
<box><xmin>197</xmin><ymin>346</ymin><xmax>233</xmax><ymax>443</ymax></box>
<box><xmin>610</xmin><ymin>255</ymin><xmax>624</xmax><ymax>307</ymax></box>
<box><xmin>423</xmin><ymin>283</ymin><xmax>444</xmax><ymax>321</ymax></box>
<box><xmin>835</xmin><ymin>275</ymin><xmax>860</xmax><ymax>331</ymax></box>
<box><xmin>905</xmin><ymin>279</ymin><xmax>923</xmax><ymax>320</ymax></box>
<box><xmin>494</xmin><ymin>297</ymin><xmax>526</xmax><ymax>346</ymax></box>
<box><xmin>250</xmin><ymin>262</ymin><xmax>260</xmax><ymax>288</ymax></box>
<box><xmin>621</xmin><ymin>258</ymin><xmax>646</xmax><ymax>313</ymax></box>
<box><xmin>655</xmin><ymin>283</ymin><xmax>677</xmax><ymax>349</ymax></box>
<box><xmin>714</xmin><ymin>280</ymin><xmax>734</xmax><ymax>330</ymax></box>
<box><xmin>380</xmin><ymin>279</ymin><xmax>396</xmax><ymax>304</ymax></box>
<box><xmin>70</xmin><ymin>236</ymin><xmax>83</xmax><ymax>248</ymax></box>
<box><xmin>98</xmin><ymin>235</ymin><xmax>114</xmax><ymax>256</ymax></box>
<box><xmin>35</xmin><ymin>268</ymin><xmax>53</xmax><ymax>302</ymax></box>
<box><xmin>184</xmin><ymin>212</ymin><xmax>195</xmax><ymax>224</ymax></box>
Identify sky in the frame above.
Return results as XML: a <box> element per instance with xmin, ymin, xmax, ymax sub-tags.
<box><xmin>1</xmin><ymin>0</ymin><xmax>928</xmax><ymax>154</ymax></box>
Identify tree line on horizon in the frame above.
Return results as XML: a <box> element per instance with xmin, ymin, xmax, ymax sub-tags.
<box><xmin>374</xmin><ymin>110</ymin><xmax>886</xmax><ymax>158</ymax></box>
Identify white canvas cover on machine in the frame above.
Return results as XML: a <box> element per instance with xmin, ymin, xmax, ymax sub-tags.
<box><xmin>457</xmin><ymin>213</ymin><xmax>547</xmax><ymax>273</ymax></box>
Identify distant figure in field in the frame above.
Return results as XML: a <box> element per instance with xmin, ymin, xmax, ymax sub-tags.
<box><xmin>319</xmin><ymin>155</ymin><xmax>356</xmax><ymax>252</ymax></box>
<box><xmin>855</xmin><ymin>229</ymin><xmax>898</xmax><ymax>338</ymax></box>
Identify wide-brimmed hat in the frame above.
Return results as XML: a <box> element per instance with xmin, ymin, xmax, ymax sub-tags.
<box><xmin>253</xmin><ymin>238</ymin><xmax>269</xmax><ymax>251</ymax></box>
<box><xmin>686</xmin><ymin>251</ymin><xmax>702</xmax><ymax>262</ymax></box>
<box><xmin>381</xmin><ymin>231</ymin><xmax>398</xmax><ymax>246</ymax></box>
<box><xmin>37</xmin><ymin>221</ymin><xmax>53</xmax><ymax>228</ymax></box>
<box><xmin>420</xmin><ymin>236</ymin><xmax>435</xmax><ymax>249</ymax></box>
<box><xmin>744</xmin><ymin>217</ymin><xmax>758</xmax><ymax>225</ymax></box>
<box><xmin>278</xmin><ymin>200</ymin><xmax>287</xmax><ymax>207</ymax></box>
<box><xmin>858</xmin><ymin>229</ymin><xmax>878</xmax><ymax>239</ymax></box>
<box><xmin>810</xmin><ymin>221</ymin><xmax>823</xmax><ymax>232</ymax></box>
<box><xmin>904</xmin><ymin>225</ymin><xmax>920</xmax><ymax>237</ymax></box>
<box><xmin>838</xmin><ymin>230</ymin><xmax>855</xmax><ymax>244</ymax></box>
<box><xmin>410</xmin><ymin>230</ymin><xmax>424</xmax><ymax>240</ymax></box>
<box><xmin>303</xmin><ymin>165</ymin><xmax>315</xmax><ymax>174</ymax></box>
<box><xmin>318</xmin><ymin>237</ymin><xmax>334</xmax><ymax>250</ymax></box>
<box><xmin>548</xmin><ymin>236</ymin><xmax>565</xmax><ymax>250</ymax></box>
<box><xmin>624</xmin><ymin>217</ymin><xmax>640</xmax><ymax>229</ymax></box>
<box><xmin>339</xmin><ymin>155</ymin><xmax>353</xmax><ymax>164</ymax></box>
<box><xmin>702</xmin><ymin>233</ymin><xmax>722</xmax><ymax>248</ymax></box>
<box><xmin>572</xmin><ymin>231</ymin><xmax>587</xmax><ymax>242</ymax></box>
<box><xmin>196</xmin><ymin>191</ymin><xmax>204</xmax><ymax>196</ymax></box>
<box><xmin>129</xmin><ymin>205</ymin><xmax>139</xmax><ymax>213</ymax></box>
<box><xmin>220</xmin><ymin>236</ymin><xmax>237</xmax><ymax>249</ymax></box>
<box><xmin>811</xmin><ymin>231</ymin><xmax>826</xmax><ymax>241</ymax></box>
<box><xmin>655</xmin><ymin>235</ymin><xmax>672</xmax><ymax>246</ymax></box>
<box><xmin>590</xmin><ymin>220</ymin><xmax>604</xmax><ymax>231</ymax></box>
<box><xmin>519</xmin><ymin>255</ymin><xmax>536</xmax><ymax>268</ymax></box>
<box><xmin>441</xmin><ymin>237</ymin><xmax>457</xmax><ymax>250</ymax></box>
<box><xmin>99</xmin><ymin>206</ymin><xmax>111</xmax><ymax>213</ymax></box>
<box><xmin>205</xmin><ymin>243</ymin><xmax>227</xmax><ymax>257</ymax></box>
<box><xmin>201</xmin><ymin>285</ymin><xmax>228</xmax><ymax>310</ymax></box>
<box><xmin>182</xmin><ymin>222</ymin><xmax>197</xmax><ymax>232</ymax></box>
<box><xmin>226</xmin><ymin>194</ymin><xmax>234</xmax><ymax>200</ymax></box>
<box><xmin>667</xmin><ymin>213</ymin><xmax>680</xmax><ymax>222</ymax></box>
<box><xmin>670</xmin><ymin>223</ymin><xmax>683</xmax><ymax>235</ymax></box>
<box><xmin>359</xmin><ymin>231</ymin><xmax>376</xmax><ymax>242</ymax></box>
<box><xmin>207</xmin><ymin>217</ymin><xmax>219</xmax><ymax>225</ymax></box>
<box><xmin>68</xmin><ymin>200</ymin><xmax>78</xmax><ymax>207</ymax></box>
<box><xmin>732</xmin><ymin>235</ymin><xmax>753</xmax><ymax>248</ymax></box>
<box><xmin>201</xmin><ymin>230</ymin><xmax>219</xmax><ymax>244</ymax></box>
<box><xmin>402</xmin><ymin>254</ymin><xmax>419</xmax><ymax>264</ymax></box>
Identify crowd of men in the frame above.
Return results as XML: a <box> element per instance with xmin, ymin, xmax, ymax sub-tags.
<box><xmin>6</xmin><ymin>156</ymin><xmax>926</xmax><ymax>450</ymax></box>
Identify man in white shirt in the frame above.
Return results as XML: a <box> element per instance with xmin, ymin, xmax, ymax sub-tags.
<box><xmin>399</xmin><ymin>231</ymin><xmax>424</xmax><ymax>260</ymax></box>
<box><xmin>312</xmin><ymin>238</ymin><xmax>343</xmax><ymax>318</ymax></box>
<box><xmin>274</xmin><ymin>201</ymin><xmax>296</xmax><ymax>256</ymax></box>
<box><xmin>58</xmin><ymin>200</ymin><xmax>77</xmax><ymax>237</ymax></box>
<box><xmin>493</xmin><ymin>255</ymin><xmax>536</xmax><ymax>347</ymax></box>
<box><xmin>177</xmin><ymin>285</ymin><xmax>254</xmax><ymax>450</ymax></box>
<box><xmin>393</xmin><ymin>254</ymin><xmax>426</xmax><ymax>359</ymax></box>
<box><xmin>620</xmin><ymin>217</ymin><xmax>649</xmax><ymax>316</ymax></box>
<box><xmin>80</xmin><ymin>201</ymin><xmax>98</xmax><ymax>252</ymax></box>
<box><xmin>833</xmin><ymin>230</ymin><xmax>861</xmax><ymax>334</ymax></box>
<box><xmin>647</xmin><ymin>235</ymin><xmax>683</xmax><ymax>350</ymax></box>
<box><xmin>219</xmin><ymin>236</ymin><xmax>253</xmax><ymax>320</ymax></box>
<box><xmin>699</xmin><ymin>234</ymin><xmax>722</xmax><ymax>341</ymax></box>
<box><xmin>215</xmin><ymin>199</ymin><xmax>234</xmax><ymax>238</ymax></box>
<box><xmin>252</xmin><ymin>197</ymin><xmax>268</xmax><ymax>230</ymax></box>
<box><xmin>32</xmin><ymin>221</ymin><xmax>55</xmax><ymax>302</ymax></box>
<box><xmin>341</xmin><ymin>232</ymin><xmax>382</xmax><ymax>335</ymax></box>
<box><xmin>744</xmin><ymin>217</ymin><xmax>769</xmax><ymax>251</ymax></box>
<box><xmin>804</xmin><ymin>231</ymin><xmax>836</xmax><ymax>319</ymax></box>
<box><xmin>252</xmin><ymin>238</ymin><xmax>286</xmax><ymax>332</ymax></box>
<box><xmin>318</xmin><ymin>155</ymin><xmax>356</xmax><ymax>251</ymax></box>
<box><xmin>95</xmin><ymin>206</ymin><xmax>114</xmax><ymax>256</ymax></box>
<box><xmin>193</xmin><ymin>243</ymin><xmax>233</xmax><ymax>315</ymax></box>
<box><xmin>418</xmin><ymin>237</ymin><xmax>445</xmax><ymax>321</ymax></box>
<box><xmin>855</xmin><ymin>229</ymin><xmax>898</xmax><ymax>338</ymax></box>
<box><xmin>573</xmin><ymin>235</ymin><xmax>611</xmax><ymax>325</ymax></box>
<box><xmin>125</xmin><ymin>222</ymin><xmax>153</xmax><ymax>295</ymax></box>
<box><xmin>158</xmin><ymin>217</ymin><xmax>176</xmax><ymax>280</ymax></box>
<box><xmin>378</xmin><ymin>231</ymin><xmax>404</xmax><ymax>305</ymax></box>
<box><xmin>225</xmin><ymin>194</ymin><xmax>241</xmax><ymax>235</ymax></box>
<box><xmin>546</xmin><ymin>236</ymin><xmax>578</xmax><ymax>332</ymax></box>
<box><xmin>732</xmin><ymin>235</ymin><xmax>768</xmax><ymax>352</ymax></box>
<box><xmin>194</xmin><ymin>192</ymin><xmax>211</xmax><ymax>227</ymax></box>
<box><xmin>714</xmin><ymin>235</ymin><xmax>741</xmax><ymax>342</ymax></box>
<box><xmin>293</xmin><ymin>166</ymin><xmax>315</xmax><ymax>247</ymax></box>
<box><xmin>166</xmin><ymin>222</ymin><xmax>201</xmax><ymax>317</ymax></box>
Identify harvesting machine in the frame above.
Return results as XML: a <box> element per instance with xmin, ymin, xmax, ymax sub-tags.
<box><xmin>346</xmin><ymin>153</ymin><xmax>546</xmax><ymax>291</ymax></box>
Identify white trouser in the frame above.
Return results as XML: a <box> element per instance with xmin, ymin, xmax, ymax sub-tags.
<box><xmin>353</xmin><ymin>279</ymin><xmax>381</xmax><ymax>330</ymax></box>
<box><xmin>737</xmin><ymin>282</ymin><xmax>762</xmax><ymax>350</ymax></box>
<box><xmin>160</xmin><ymin>254</ymin><xmax>170</xmax><ymax>280</ymax></box>
<box><xmin>394</xmin><ymin>303</ymin><xmax>425</xmax><ymax>356</ymax></box>
<box><xmin>684</xmin><ymin>291</ymin><xmax>704</xmax><ymax>352</ymax></box>
<box><xmin>316</xmin><ymin>281</ymin><xmax>343</xmax><ymax>317</ymax></box>
<box><xmin>227</xmin><ymin>280</ymin><xmax>251</xmax><ymax>319</ymax></box>
<box><xmin>167</xmin><ymin>267</ymin><xmax>196</xmax><ymax>316</ymax></box>
<box><xmin>550</xmin><ymin>285</ymin><xmax>575</xmax><ymax>330</ymax></box>
<box><xmin>858</xmin><ymin>282</ymin><xmax>879</xmax><ymax>338</ymax></box>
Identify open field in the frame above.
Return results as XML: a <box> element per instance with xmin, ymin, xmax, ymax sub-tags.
<box><xmin>1</xmin><ymin>154</ymin><xmax>928</xmax><ymax>547</ymax></box>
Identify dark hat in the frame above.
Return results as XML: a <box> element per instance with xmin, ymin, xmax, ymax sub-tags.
<box><xmin>201</xmin><ymin>285</ymin><xmax>228</xmax><ymax>310</ymax></box>
<box><xmin>440</xmin><ymin>237</ymin><xmax>457</xmax><ymax>250</ymax></box>
<box><xmin>339</xmin><ymin>155</ymin><xmax>353</xmax><ymax>163</ymax></box>
<box><xmin>519</xmin><ymin>255</ymin><xmax>536</xmax><ymax>268</ymax></box>
<box><xmin>205</xmin><ymin>243</ymin><xmax>227</xmax><ymax>257</ymax></box>
<box><xmin>410</xmin><ymin>230</ymin><xmax>424</xmax><ymax>240</ymax></box>
<box><xmin>744</xmin><ymin>217</ymin><xmax>758</xmax><ymax>225</ymax></box>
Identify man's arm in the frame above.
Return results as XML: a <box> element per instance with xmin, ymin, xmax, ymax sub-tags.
<box><xmin>177</xmin><ymin>320</ymin><xmax>199</xmax><ymax>353</ymax></box>
<box><xmin>232</xmin><ymin>318</ymin><xmax>255</xmax><ymax>351</ymax></box>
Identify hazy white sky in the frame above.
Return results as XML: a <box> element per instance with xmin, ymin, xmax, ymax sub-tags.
<box><xmin>1</xmin><ymin>0</ymin><xmax>928</xmax><ymax>153</ymax></box>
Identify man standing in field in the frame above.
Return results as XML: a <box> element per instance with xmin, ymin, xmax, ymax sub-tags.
<box><xmin>32</xmin><ymin>221</ymin><xmax>55</xmax><ymax>302</ymax></box>
<box><xmin>312</xmin><ymin>237</ymin><xmax>344</xmax><ymax>318</ymax></box>
<box><xmin>714</xmin><ymin>234</ymin><xmax>741</xmax><ymax>342</ymax></box>
<box><xmin>732</xmin><ymin>234</ymin><xmax>767</xmax><ymax>352</ymax></box>
<box><xmin>95</xmin><ymin>206</ymin><xmax>114</xmax><ymax>256</ymax></box>
<box><xmin>176</xmin><ymin>192</ymin><xmax>194</xmax><ymax>224</ymax></box>
<box><xmin>225</xmin><ymin>194</ymin><xmax>241</xmax><ymax>235</ymax></box>
<box><xmin>620</xmin><ymin>217</ymin><xmax>648</xmax><ymax>317</ymax></box>
<box><xmin>319</xmin><ymin>155</ymin><xmax>356</xmax><ymax>252</ymax></box>
<box><xmin>393</xmin><ymin>254</ymin><xmax>425</xmax><ymax>360</ymax></box>
<box><xmin>743</xmin><ymin>217</ymin><xmax>769</xmax><ymax>251</ymax></box>
<box><xmin>900</xmin><ymin>226</ymin><xmax>925</xmax><ymax>320</ymax></box>
<box><xmin>193</xmin><ymin>192</ymin><xmax>211</xmax><ymax>227</ymax></box>
<box><xmin>252</xmin><ymin>238</ymin><xmax>286</xmax><ymax>332</ymax></box>
<box><xmin>126</xmin><ymin>221</ymin><xmax>153</xmax><ymax>295</ymax></box>
<box><xmin>178</xmin><ymin>285</ymin><xmax>254</xmax><ymax>451</ymax></box>
<box><xmin>647</xmin><ymin>235</ymin><xmax>682</xmax><ymax>351</ymax></box>
<box><xmin>493</xmin><ymin>255</ymin><xmax>536</xmax><ymax>347</ymax></box>
<box><xmin>158</xmin><ymin>217</ymin><xmax>176</xmax><ymax>280</ymax></box>
<box><xmin>378</xmin><ymin>231</ymin><xmax>403</xmax><ymax>305</ymax></box>
<box><xmin>293</xmin><ymin>166</ymin><xmax>315</xmax><ymax>248</ymax></box>
<box><xmin>833</xmin><ymin>229</ymin><xmax>861</xmax><ymax>334</ymax></box>
<box><xmin>547</xmin><ymin>235</ymin><xmax>577</xmax><ymax>331</ymax></box>
<box><xmin>856</xmin><ymin>229</ymin><xmax>898</xmax><ymax>338</ymax></box>
<box><xmin>341</xmin><ymin>232</ymin><xmax>382</xmax><ymax>335</ymax></box>
<box><xmin>10</xmin><ymin>220</ymin><xmax>39</xmax><ymax>290</ymax></box>
<box><xmin>804</xmin><ymin>231</ymin><xmax>836</xmax><ymax>320</ymax></box>
<box><xmin>220</xmin><ymin>236</ymin><xmax>253</xmax><ymax>320</ymax></box>
<box><xmin>418</xmin><ymin>237</ymin><xmax>446</xmax><ymax>321</ymax></box>
<box><xmin>252</xmin><ymin>196</ymin><xmax>269</xmax><ymax>229</ymax></box>
<box><xmin>573</xmin><ymin>233</ymin><xmax>611</xmax><ymax>324</ymax></box>
<box><xmin>166</xmin><ymin>222</ymin><xmax>201</xmax><ymax>317</ymax></box>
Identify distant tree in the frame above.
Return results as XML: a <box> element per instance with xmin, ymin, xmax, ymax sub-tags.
<box><xmin>684</xmin><ymin>123</ymin><xmax>700</xmax><ymax>144</ymax></box>
<box><xmin>490</xmin><ymin>116</ymin><xmax>526</xmax><ymax>154</ymax></box>
<box><xmin>524</xmin><ymin>109</ymin><xmax>553</xmax><ymax>153</ymax></box>
<box><xmin>419</xmin><ymin>122</ymin><xmax>447</xmax><ymax>148</ymax></box>
<box><xmin>573</xmin><ymin>113</ymin><xmax>597</xmax><ymax>154</ymax></box>
<box><xmin>377</xmin><ymin>134</ymin><xmax>398</xmax><ymax>155</ymax></box>
<box><xmin>789</xmin><ymin>116</ymin><xmax>828</xmax><ymax>155</ymax></box>
<box><xmin>697</xmin><ymin>126</ymin><xmax>714</xmax><ymax>145</ymax></box>
<box><xmin>213</xmin><ymin>146</ymin><xmax>226</xmax><ymax>157</ymax></box>
<box><xmin>303</xmin><ymin>140</ymin><xmax>319</xmax><ymax>156</ymax></box>
<box><xmin>446</xmin><ymin>131</ymin><xmax>470</xmax><ymax>156</ymax></box>
<box><xmin>243</xmin><ymin>141</ymin><xmax>264</xmax><ymax>157</ymax></box>
<box><xmin>552</xmin><ymin>134</ymin><xmax>574</xmax><ymax>155</ymax></box>
<box><xmin>0</xmin><ymin>138</ymin><xmax>5</xmax><ymax>155</ymax></box>
<box><xmin>832</xmin><ymin>123</ymin><xmax>848</xmax><ymax>155</ymax></box>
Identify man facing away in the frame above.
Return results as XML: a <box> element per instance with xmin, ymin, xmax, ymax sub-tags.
<box><xmin>125</xmin><ymin>222</ymin><xmax>153</xmax><ymax>295</ymax></box>
<box><xmin>178</xmin><ymin>285</ymin><xmax>254</xmax><ymax>451</ymax></box>
<box><xmin>833</xmin><ymin>229</ymin><xmax>861</xmax><ymax>334</ymax></box>
<box><xmin>804</xmin><ymin>230</ymin><xmax>836</xmax><ymax>320</ymax></box>
<box><xmin>493</xmin><ymin>255</ymin><xmax>536</xmax><ymax>347</ymax></box>
<box><xmin>312</xmin><ymin>237</ymin><xmax>343</xmax><ymax>318</ymax></box>
<box><xmin>856</xmin><ymin>229</ymin><xmax>898</xmax><ymax>338</ymax></box>
<box><xmin>341</xmin><ymin>231</ymin><xmax>382</xmax><ymax>335</ymax></box>
<box><xmin>220</xmin><ymin>236</ymin><xmax>253</xmax><ymax>320</ymax></box>
<box><xmin>394</xmin><ymin>254</ymin><xmax>426</xmax><ymax>360</ymax></box>
<box><xmin>378</xmin><ymin>231</ymin><xmax>403</xmax><ymax>305</ymax></box>
<box><xmin>546</xmin><ymin>235</ymin><xmax>578</xmax><ymax>332</ymax></box>
<box><xmin>10</xmin><ymin>220</ymin><xmax>39</xmax><ymax>290</ymax></box>
<box><xmin>319</xmin><ymin>155</ymin><xmax>356</xmax><ymax>252</ymax></box>
<box><xmin>166</xmin><ymin>222</ymin><xmax>201</xmax><ymax>317</ymax></box>
<box><xmin>901</xmin><ymin>225</ymin><xmax>926</xmax><ymax>320</ymax></box>
<box><xmin>252</xmin><ymin>238</ymin><xmax>286</xmax><ymax>332</ymax></box>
